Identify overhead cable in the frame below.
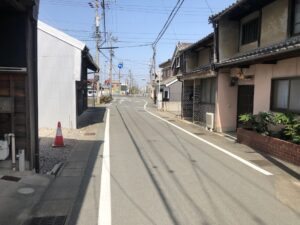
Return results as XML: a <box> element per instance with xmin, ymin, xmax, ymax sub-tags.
<box><xmin>152</xmin><ymin>0</ymin><xmax>185</xmax><ymax>47</ymax></box>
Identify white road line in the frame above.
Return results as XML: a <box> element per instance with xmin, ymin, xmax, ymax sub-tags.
<box><xmin>98</xmin><ymin>109</ymin><xmax>111</xmax><ymax>225</ymax></box>
<box><xmin>143</xmin><ymin>101</ymin><xmax>273</xmax><ymax>176</ymax></box>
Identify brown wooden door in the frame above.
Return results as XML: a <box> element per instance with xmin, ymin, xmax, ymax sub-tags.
<box><xmin>237</xmin><ymin>85</ymin><xmax>254</xmax><ymax>127</ymax></box>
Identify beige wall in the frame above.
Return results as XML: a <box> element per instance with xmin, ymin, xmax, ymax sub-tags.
<box><xmin>218</xmin><ymin>17</ymin><xmax>239</xmax><ymax>61</ymax></box>
<box><xmin>162</xmin><ymin>101</ymin><xmax>181</xmax><ymax>115</ymax></box>
<box><xmin>251</xmin><ymin>57</ymin><xmax>300</xmax><ymax>114</ymax></box>
<box><xmin>253</xmin><ymin>64</ymin><xmax>273</xmax><ymax>114</ymax></box>
<box><xmin>198</xmin><ymin>48</ymin><xmax>211</xmax><ymax>66</ymax></box>
<box><xmin>218</xmin><ymin>0</ymin><xmax>289</xmax><ymax>60</ymax></box>
<box><xmin>186</xmin><ymin>52</ymin><xmax>198</xmax><ymax>72</ymax></box>
<box><xmin>261</xmin><ymin>0</ymin><xmax>288</xmax><ymax>47</ymax></box>
<box><xmin>215</xmin><ymin>71</ymin><xmax>238</xmax><ymax>132</ymax></box>
<box><xmin>186</xmin><ymin>47</ymin><xmax>211</xmax><ymax>72</ymax></box>
<box><xmin>214</xmin><ymin>57</ymin><xmax>300</xmax><ymax>132</ymax></box>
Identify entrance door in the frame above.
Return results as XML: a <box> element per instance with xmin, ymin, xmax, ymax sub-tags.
<box><xmin>237</xmin><ymin>85</ymin><xmax>254</xmax><ymax>127</ymax></box>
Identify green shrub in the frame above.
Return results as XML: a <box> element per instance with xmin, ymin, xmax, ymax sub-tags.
<box><xmin>284</xmin><ymin>118</ymin><xmax>300</xmax><ymax>144</ymax></box>
<box><xmin>239</xmin><ymin>112</ymin><xmax>300</xmax><ymax>144</ymax></box>
<box><xmin>239</xmin><ymin>113</ymin><xmax>256</xmax><ymax>130</ymax></box>
<box><xmin>255</xmin><ymin>112</ymin><xmax>273</xmax><ymax>135</ymax></box>
<box><xmin>100</xmin><ymin>95</ymin><xmax>113</xmax><ymax>104</ymax></box>
<box><xmin>272</xmin><ymin>112</ymin><xmax>293</xmax><ymax>125</ymax></box>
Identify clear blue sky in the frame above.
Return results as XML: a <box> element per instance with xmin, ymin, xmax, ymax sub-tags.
<box><xmin>40</xmin><ymin>0</ymin><xmax>236</xmax><ymax>87</ymax></box>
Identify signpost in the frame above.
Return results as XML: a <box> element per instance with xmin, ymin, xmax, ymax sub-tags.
<box><xmin>118</xmin><ymin>62</ymin><xmax>123</xmax><ymax>94</ymax></box>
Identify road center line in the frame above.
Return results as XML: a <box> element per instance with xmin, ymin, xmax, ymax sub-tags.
<box><xmin>143</xmin><ymin>101</ymin><xmax>273</xmax><ymax>176</ymax></box>
<box><xmin>98</xmin><ymin>109</ymin><xmax>111</xmax><ymax>225</ymax></box>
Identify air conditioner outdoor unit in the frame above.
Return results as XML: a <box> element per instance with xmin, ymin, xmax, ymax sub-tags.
<box><xmin>206</xmin><ymin>113</ymin><xmax>214</xmax><ymax>131</ymax></box>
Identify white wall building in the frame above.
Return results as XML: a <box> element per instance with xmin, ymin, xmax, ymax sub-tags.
<box><xmin>38</xmin><ymin>21</ymin><xmax>98</xmax><ymax>129</ymax></box>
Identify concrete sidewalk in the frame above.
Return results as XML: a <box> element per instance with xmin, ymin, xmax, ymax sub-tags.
<box><xmin>0</xmin><ymin>170</ymin><xmax>52</xmax><ymax>225</ymax></box>
<box><xmin>24</xmin><ymin>107</ymin><xmax>106</xmax><ymax>225</ymax></box>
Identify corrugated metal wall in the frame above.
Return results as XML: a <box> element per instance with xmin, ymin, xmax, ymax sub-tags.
<box><xmin>38</xmin><ymin>29</ymin><xmax>82</xmax><ymax>129</ymax></box>
<box><xmin>169</xmin><ymin>81</ymin><xmax>182</xmax><ymax>102</ymax></box>
<box><xmin>182</xmin><ymin>80</ymin><xmax>193</xmax><ymax>119</ymax></box>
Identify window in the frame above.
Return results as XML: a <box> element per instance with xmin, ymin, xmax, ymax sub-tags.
<box><xmin>175</xmin><ymin>57</ymin><xmax>180</xmax><ymax>68</ymax></box>
<box><xmin>271</xmin><ymin>78</ymin><xmax>300</xmax><ymax>113</ymax></box>
<box><xmin>200</xmin><ymin>78</ymin><xmax>216</xmax><ymax>104</ymax></box>
<box><xmin>292</xmin><ymin>0</ymin><xmax>300</xmax><ymax>35</ymax></box>
<box><xmin>241</xmin><ymin>18</ymin><xmax>259</xmax><ymax>45</ymax></box>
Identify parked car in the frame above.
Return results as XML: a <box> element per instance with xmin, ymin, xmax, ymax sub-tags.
<box><xmin>88</xmin><ymin>90</ymin><xmax>97</xmax><ymax>97</ymax></box>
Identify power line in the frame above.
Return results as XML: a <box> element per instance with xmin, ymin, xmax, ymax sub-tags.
<box><xmin>117</xmin><ymin>43</ymin><xmax>152</xmax><ymax>48</ymax></box>
<box><xmin>203</xmin><ymin>0</ymin><xmax>214</xmax><ymax>14</ymax></box>
<box><xmin>152</xmin><ymin>0</ymin><xmax>185</xmax><ymax>47</ymax></box>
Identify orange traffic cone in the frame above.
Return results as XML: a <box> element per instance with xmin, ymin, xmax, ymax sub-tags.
<box><xmin>52</xmin><ymin>121</ymin><xmax>65</xmax><ymax>147</ymax></box>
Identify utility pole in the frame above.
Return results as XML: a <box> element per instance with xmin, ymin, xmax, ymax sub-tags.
<box><xmin>89</xmin><ymin>0</ymin><xmax>101</xmax><ymax>103</ymax></box>
<box><xmin>107</xmin><ymin>34</ymin><xmax>117</xmax><ymax>96</ymax></box>
<box><xmin>109</xmin><ymin>43</ymin><xmax>113</xmax><ymax>96</ymax></box>
<box><xmin>128</xmin><ymin>69</ymin><xmax>133</xmax><ymax>94</ymax></box>
<box><xmin>152</xmin><ymin>44</ymin><xmax>161</xmax><ymax>107</ymax></box>
<box><xmin>152</xmin><ymin>45</ymin><xmax>159</xmax><ymax>92</ymax></box>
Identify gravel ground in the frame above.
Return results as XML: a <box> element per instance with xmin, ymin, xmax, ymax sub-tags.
<box><xmin>38</xmin><ymin>107</ymin><xmax>106</xmax><ymax>174</ymax></box>
<box><xmin>39</xmin><ymin>128</ymin><xmax>81</xmax><ymax>174</ymax></box>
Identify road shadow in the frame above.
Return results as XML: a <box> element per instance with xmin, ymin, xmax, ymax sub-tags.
<box><xmin>260</xmin><ymin>153</ymin><xmax>300</xmax><ymax>180</ymax></box>
<box><xmin>30</xmin><ymin>138</ymin><xmax>103</xmax><ymax>225</ymax></box>
<box><xmin>77</xmin><ymin>107</ymin><xmax>106</xmax><ymax>128</ymax></box>
<box><xmin>67</xmin><ymin>139</ymin><xmax>103</xmax><ymax>225</ymax></box>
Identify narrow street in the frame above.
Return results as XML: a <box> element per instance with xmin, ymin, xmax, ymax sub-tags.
<box><xmin>72</xmin><ymin>96</ymin><xmax>299</xmax><ymax>225</ymax></box>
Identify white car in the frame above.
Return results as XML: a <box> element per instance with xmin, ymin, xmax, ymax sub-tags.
<box><xmin>87</xmin><ymin>90</ymin><xmax>97</xmax><ymax>97</ymax></box>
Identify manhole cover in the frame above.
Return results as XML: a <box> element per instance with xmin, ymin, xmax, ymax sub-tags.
<box><xmin>29</xmin><ymin>216</ymin><xmax>67</xmax><ymax>225</ymax></box>
<box><xmin>1</xmin><ymin>175</ymin><xmax>21</xmax><ymax>182</ymax></box>
<box><xmin>18</xmin><ymin>187</ymin><xmax>35</xmax><ymax>195</ymax></box>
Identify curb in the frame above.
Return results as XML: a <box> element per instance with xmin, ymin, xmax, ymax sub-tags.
<box><xmin>46</xmin><ymin>162</ymin><xmax>63</xmax><ymax>176</ymax></box>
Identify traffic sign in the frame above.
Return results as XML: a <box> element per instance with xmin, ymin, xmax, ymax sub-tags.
<box><xmin>118</xmin><ymin>63</ymin><xmax>123</xmax><ymax>69</ymax></box>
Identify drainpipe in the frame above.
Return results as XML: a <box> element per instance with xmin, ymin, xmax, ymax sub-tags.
<box><xmin>7</xmin><ymin>134</ymin><xmax>16</xmax><ymax>171</ymax></box>
<box><xmin>18</xmin><ymin>150</ymin><xmax>25</xmax><ymax>172</ymax></box>
<box><xmin>213</xmin><ymin>21</ymin><xmax>219</xmax><ymax>64</ymax></box>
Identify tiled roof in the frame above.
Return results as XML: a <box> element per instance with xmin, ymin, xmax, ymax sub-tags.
<box><xmin>183</xmin><ymin>64</ymin><xmax>211</xmax><ymax>76</ymax></box>
<box><xmin>209</xmin><ymin>0</ymin><xmax>275</xmax><ymax>22</ymax></box>
<box><xmin>209</xmin><ymin>0</ymin><xmax>245</xmax><ymax>22</ymax></box>
<box><xmin>216</xmin><ymin>36</ymin><xmax>300</xmax><ymax>67</ymax></box>
<box><xmin>160</xmin><ymin>76</ymin><xmax>178</xmax><ymax>86</ymax></box>
<box><xmin>177</xmin><ymin>42</ymin><xmax>192</xmax><ymax>51</ymax></box>
<box><xmin>183</xmin><ymin>33</ymin><xmax>214</xmax><ymax>52</ymax></box>
<box><xmin>159</xmin><ymin>59</ymin><xmax>171</xmax><ymax>68</ymax></box>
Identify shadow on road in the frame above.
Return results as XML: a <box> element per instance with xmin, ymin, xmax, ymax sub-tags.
<box><xmin>77</xmin><ymin>107</ymin><xmax>106</xmax><ymax>128</ymax></box>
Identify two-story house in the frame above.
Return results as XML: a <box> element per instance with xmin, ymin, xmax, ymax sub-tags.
<box><xmin>210</xmin><ymin>0</ymin><xmax>300</xmax><ymax>132</ymax></box>
<box><xmin>155</xmin><ymin>42</ymin><xmax>190</xmax><ymax>112</ymax></box>
<box><xmin>159</xmin><ymin>59</ymin><xmax>182</xmax><ymax>114</ymax></box>
<box><xmin>179</xmin><ymin>33</ymin><xmax>216</xmax><ymax>125</ymax></box>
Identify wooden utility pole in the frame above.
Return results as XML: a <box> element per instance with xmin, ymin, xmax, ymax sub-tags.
<box><xmin>109</xmin><ymin>44</ymin><xmax>113</xmax><ymax>96</ymax></box>
<box><xmin>128</xmin><ymin>69</ymin><xmax>133</xmax><ymax>94</ymax></box>
<box><xmin>89</xmin><ymin>0</ymin><xmax>101</xmax><ymax>103</ymax></box>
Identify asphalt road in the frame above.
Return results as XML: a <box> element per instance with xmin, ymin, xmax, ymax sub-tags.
<box><xmin>92</xmin><ymin>96</ymin><xmax>300</xmax><ymax>225</ymax></box>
